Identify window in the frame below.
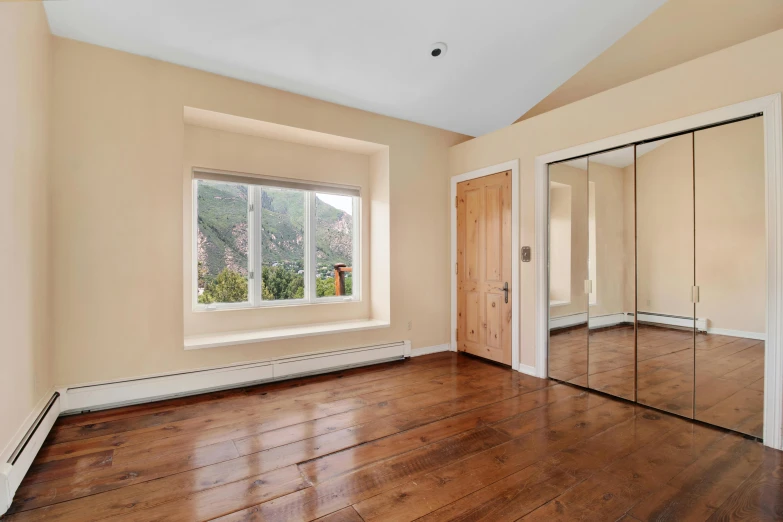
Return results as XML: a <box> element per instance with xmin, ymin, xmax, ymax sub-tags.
<box><xmin>549</xmin><ymin>181</ymin><xmax>572</xmax><ymax>306</ymax></box>
<box><xmin>194</xmin><ymin>170</ymin><xmax>360</xmax><ymax>310</ymax></box>
<box><xmin>195</xmin><ymin>180</ymin><xmax>251</xmax><ymax>306</ymax></box>
<box><xmin>315</xmin><ymin>193</ymin><xmax>355</xmax><ymax>298</ymax></box>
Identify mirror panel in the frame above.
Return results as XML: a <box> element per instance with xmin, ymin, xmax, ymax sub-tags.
<box><xmin>548</xmin><ymin>158</ymin><xmax>588</xmax><ymax>386</ymax></box>
<box><xmin>586</xmin><ymin>146</ymin><xmax>636</xmax><ymax>400</ymax></box>
<box><xmin>635</xmin><ymin>133</ymin><xmax>695</xmax><ymax>418</ymax></box>
<box><xmin>694</xmin><ymin>117</ymin><xmax>765</xmax><ymax>437</ymax></box>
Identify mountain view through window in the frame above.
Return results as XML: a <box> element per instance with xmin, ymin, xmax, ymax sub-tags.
<box><xmin>196</xmin><ymin>180</ymin><xmax>355</xmax><ymax>305</ymax></box>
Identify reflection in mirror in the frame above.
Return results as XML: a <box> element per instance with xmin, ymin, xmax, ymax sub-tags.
<box><xmin>586</xmin><ymin>146</ymin><xmax>635</xmax><ymax>400</ymax></box>
<box><xmin>694</xmin><ymin>117</ymin><xmax>765</xmax><ymax>437</ymax></box>
<box><xmin>636</xmin><ymin>133</ymin><xmax>695</xmax><ymax>418</ymax></box>
<box><xmin>548</xmin><ymin>158</ymin><xmax>588</xmax><ymax>386</ymax></box>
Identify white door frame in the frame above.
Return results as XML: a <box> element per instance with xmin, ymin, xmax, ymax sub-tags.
<box><xmin>534</xmin><ymin>93</ymin><xmax>783</xmax><ymax>450</ymax></box>
<box><xmin>450</xmin><ymin>160</ymin><xmax>520</xmax><ymax>371</ymax></box>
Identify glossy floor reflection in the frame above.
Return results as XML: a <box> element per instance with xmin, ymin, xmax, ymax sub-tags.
<box><xmin>7</xmin><ymin>353</ymin><xmax>778</xmax><ymax>521</ymax></box>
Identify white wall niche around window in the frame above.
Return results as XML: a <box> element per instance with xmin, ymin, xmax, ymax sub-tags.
<box><xmin>182</xmin><ymin>117</ymin><xmax>389</xmax><ymax>344</ymax></box>
<box><xmin>193</xmin><ymin>169</ymin><xmax>361</xmax><ymax>311</ymax></box>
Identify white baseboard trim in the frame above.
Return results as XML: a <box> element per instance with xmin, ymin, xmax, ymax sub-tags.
<box><xmin>551</xmin><ymin>311</ymin><xmax>715</xmax><ymax>335</ymax></box>
<box><xmin>636</xmin><ymin>312</ymin><xmax>707</xmax><ymax>332</ymax></box>
<box><xmin>410</xmin><ymin>343</ymin><xmax>451</xmax><ymax>357</ymax></box>
<box><xmin>0</xmin><ymin>390</ymin><xmax>61</xmax><ymax>516</ymax></box>
<box><xmin>588</xmin><ymin>313</ymin><xmax>629</xmax><ymax>329</ymax></box>
<box><xmin>517</xmin><ymin>363</ymin><xmax>539</xmax><ymax>377</ymax></box>
<box><xmin>550</xmin><ymin>312</ymin><xmax>632</xmax><ymax>330</ymax></box>
<box><xmin>60</xmin><ymin>341</ymin><xmax>411</xmax><ymax>414</ymax></box>
<box><xmin>585</xmin><ymin>313</ymin><xmax>764</xmax><ymax>340</ymax></box>
<box><xmin>549</xmin><ymin>312</ymin><xmax>587</xmax><ymax>330</ymax></box>
<box><xmin>706</xmin><ymin>327</ymin><xmax>766</xmax><ymax>341</ymax></box>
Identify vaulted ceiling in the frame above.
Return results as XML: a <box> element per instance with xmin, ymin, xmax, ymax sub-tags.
<box><xmin>43</xmin><ymin>0</ymin><xmax>665</xmax><ymax>137</ymax></box>
<box><xmin>517</xmin><ymin>0</ymin><xmax>783</xmax><ymax>122</ymax></box>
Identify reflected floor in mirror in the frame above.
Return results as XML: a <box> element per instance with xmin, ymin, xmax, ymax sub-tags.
<box><xmin>548</xmin><ymin>324</ymin><xmax>588</xmax><ymax>387</ymax></box>
<box><xmin>588</xmin><ymin>323</ymin><xmax>635</xmax><ymax>401</ymax></box>
<box><xmin>550</xmin><ymin>324</ymin><xmax>764</xmax><ymax>438</ymax></box>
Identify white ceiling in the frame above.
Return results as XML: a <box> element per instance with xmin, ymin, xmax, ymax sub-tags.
<box><xmin>44</xmin><ymin>0</ymin><xmax>665</xmax><ymax>137</ymax></box>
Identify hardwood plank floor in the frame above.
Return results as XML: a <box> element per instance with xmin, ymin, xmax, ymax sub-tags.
<box><xmin>5</xmin><ymin>352</ymin><xmax>782</xmax><ymax>522</ymax></box>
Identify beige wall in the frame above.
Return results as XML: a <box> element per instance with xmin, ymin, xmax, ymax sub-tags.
<box><xmin>622</xmin><ymin>163</ymin><xmax>635</xmax><ymax>313</ymax></box>
<box><xmin>449</xmin><ymin>27</ymin><xmax>783</xmax><ymax>367</ymax></box>
<box><xmin>695</xmin><ymin>118</ymin><xmax>766</xmax><ymax>334</ymax></box>
<box><xmin>0</xmin><ymin>2</ymin><xmax>52</xmax><ymax>455</ymax></box>
<box><xmin>548</xmin><ymin>163</ymin><xmax>587</xmax><ymax>319</ymax></box>
<box><xmin>49</xmin><ymin>37</ymin><xmax>469</xmax><ymax>386</ymax></box>
<box><xmin>549</xmin><ymin>123</ymin><xmax>765</xmax><ymax>333</ymax></box>
<box><xmin>182</xmin><ymin>124</ymin><xmax>372</xmax><ymax>336</ymax></box>
<box><xmin>519</xmin><ymin>0</ymin><xmax>783</xmax><ymax>122</ymax></box>
<box><xmin>587</xmin><ymin>160</ymin><xmax>628</xmax><ymax>318</ymax></box>
<box><xmin>634</xmin><ymin>119</ymin><xmax>765</xmax><ymax>334</ymax></box>
<box><xmin>636</xmin><ymin>135</ymin><xmax>695</xmax><ymax>318</ymax></box>
<box><xmin>548</xmin><ymin>182</ymin><xmax>571</xmax><ymax>304</ymax></box>
<box><xmin>549</xmin><ymin>160</ymin><xmax>631</xmax><ymax>321</ymax></box>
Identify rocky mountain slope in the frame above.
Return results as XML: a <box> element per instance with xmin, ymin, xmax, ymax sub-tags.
<box><xmin>196</xmin><ymin>181</ymin><xmax>353</xmax><ymax>281</ymax></box>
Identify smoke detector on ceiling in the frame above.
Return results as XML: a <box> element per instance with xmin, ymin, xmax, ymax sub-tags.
<box><xmin>430</xmin><ymin>42</ymin><xmax>447</xmax><ymax>58</ymax></box>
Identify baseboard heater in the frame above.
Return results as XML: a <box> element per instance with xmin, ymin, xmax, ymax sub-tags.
<box><xmin>632</xmin><ymin>312</ymin><xmax>708</xmax><ymax>332</ymax></box>
<box><xmin>1</xmin><ymin>392</ymin><xmax>61</xmax><ymax>515</ymax></box>
<box><xmin>62</xmin><ymin>340</ymin><xmax>411</xmax><ymax>414</ymax></box>
<box><xmin>550</xmin><ymin>312</ymin><xmax>708</xmax><ymax>332</ymax></box>
<box><xmin>549</xmin><ymin>312</ymin><xmax>633</xmax><ymax>331</ymax></box>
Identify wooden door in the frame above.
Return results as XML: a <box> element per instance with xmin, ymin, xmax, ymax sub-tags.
<box><xmin>457</xmin><ymin>170</ymin><xmax>513</xmax><ymax>365</ymax></box>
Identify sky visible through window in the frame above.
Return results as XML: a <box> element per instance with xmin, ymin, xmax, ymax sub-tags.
<box><xmin>317</xmin><ymin>193</ymin><xmax>352</xmax><ymax>215</ymax></box>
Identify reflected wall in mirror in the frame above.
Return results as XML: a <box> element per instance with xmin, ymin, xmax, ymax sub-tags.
<box><xmin>636</xmin><ymin>133</ymin><xmax>695</xmax><ymax>418</ymax></box>
<box><xmin>694</xmin><ymin>117</ymin><xmax>765</xmax><ymax>437</ymax></box>
<box><xmin>548</xmin><ymin>158</ymin><xmax>588</xmax><ymax>386</ymax></box>
<box><xmin>586</xmin><ymin>146</ymin><xmax>636</xmax><ymax>400</ymax></box>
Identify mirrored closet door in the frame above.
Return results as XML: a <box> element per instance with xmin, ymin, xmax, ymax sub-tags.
<box><xmin>694</xmin><ymin>117</ymin><xmax>766</xmax><ymax>438</ymax></box>
<box><xmin>547</xmin><ymin>115</ymin><xmax>766</xmax><ymax>439</ymax></box>
<box><xmin>548</xmin><ymin>158</ymin><xmax>589</xmax><ymax>387</ymax></box>
<box><xmin>635</xmin><ymin>133</ymin><xmax>696</xmax><ymax>418</ymax></box>
<box><xmin>586</xmin><ymin>146</ymin><xmax>636</xmax><ymax>401</ymax></box>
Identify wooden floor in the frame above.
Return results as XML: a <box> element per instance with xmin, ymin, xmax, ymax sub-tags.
<box><xmin>5</xmin><ymin>352</ymin><xmax>782</xmax><ymax>522</ymax></box>
<box><xmin>549</xmin><ymin>324</ymin><xmax>765</xmax><ymax>437</ymax></box>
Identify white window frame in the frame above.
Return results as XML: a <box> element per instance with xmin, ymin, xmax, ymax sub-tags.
<box><xmin>192</xmin><ymin>169</ymin><xmax>361</xmax><ymax>311</ymax></box>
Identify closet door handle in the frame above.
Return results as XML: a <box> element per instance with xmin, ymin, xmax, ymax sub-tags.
<box><xmin>503</xmin><ymin>282</ymin><xmax>509</xmax><ymax>304</ymax></box>
<box><xmin>692</xmin><ymin>286</ymin><xmax>700</xmax><ymax>304</ymax></box>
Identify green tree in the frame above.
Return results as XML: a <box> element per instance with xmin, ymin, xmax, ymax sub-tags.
<box><xmin>197</xmin><ymin>260</ymin><xmax>208</xmax><ymax>290</ymax></box>
<box><xmin>262</xmin><ymin>266</ymin><xmax>304</xmax><ymax>300</ymax></box>
<box><xmin>317</xmin><ymin>277</ymin><xmax>335</xmax><ymax>298</ymax></box>
<box><xmin>261</xmin><ymin>281</ymin><xmax>274</xmax><ymax>301</ymax></box>
<box><xmin>199</xmin><ymin>268</ymin><xmax>248</xmax><ymax>304</ymax></box>
<box><xmin>315</xmin><ymin>274</ymin><xmax>352</xmax><ymax>298</ymax></box>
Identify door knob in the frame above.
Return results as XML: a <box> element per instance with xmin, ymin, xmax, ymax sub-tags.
<box><xmin>503</xmin><ymin>282</ymin><xmax>509</xmax><ymax>304</ymax></box>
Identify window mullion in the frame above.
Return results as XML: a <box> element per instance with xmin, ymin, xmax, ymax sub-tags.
<box><xmin>353</xmin><ymin>196</ymin><xmax>360</xmax><ymax>301</ymax></box>
<box><xmin>306</xmin><ymin>192</ymin><xmax>317</xmax><ymax>302</ymax></box>
<box><xmin>252</xmin><ymin>186</ymin><xmax>263</xmax><ymax>306</ymax></box>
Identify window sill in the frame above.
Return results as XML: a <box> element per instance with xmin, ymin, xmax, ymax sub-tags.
<box><xmin>194</xmin><ymin>297</ymin><xmax>359</xmax><ymax>313</ymax></box>
<box><xmin>184</xmin><ymin>318</ymin><xmax>390</xmax><ymax>350</ymax></box>
<box><xmin>549</xmin><ymin>300</ymin><xmax>571</xmax><ymax>307</ymax></box>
